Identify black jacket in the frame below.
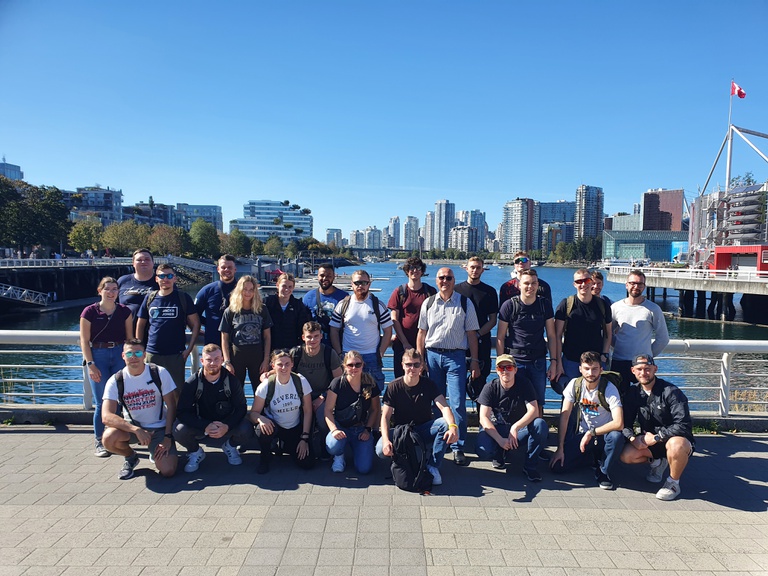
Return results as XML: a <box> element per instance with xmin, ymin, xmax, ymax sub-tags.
<box><xmin>623</xmin><ymin>378</ymin><xmax>694</xmax><ymax>443</ymax></box>
<box><xmin>177</xmin><ymin>370</ymin><xmax>248</xmax><ymax>431</ymax></box>
<box><xmin>265</xmin><ymin>294</ymin><xmax>312</xmax><ymax>351</ymax></box>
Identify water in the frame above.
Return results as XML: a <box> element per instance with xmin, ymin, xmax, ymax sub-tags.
<box><xmin>3</xmin><ymin>262</ymin><xmax>767</xmax><ymax>409</ymax></box>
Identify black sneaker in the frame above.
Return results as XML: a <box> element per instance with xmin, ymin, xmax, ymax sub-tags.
<box><xmin>523</xmin><ymin>467</ymin><xmax>542</xmax><ymax>482</ymax></box>
<box><xmin>538</xmin><ymin>450</ymin><xmax>551</xmax><ymax>462</ymax></box>
<box><xmin>596</xmin><ymin>469</ymin><xmax>613</xmax><ymax>490</ymax></box>
<box><xmin>453</xmin><ymin>450</ymin><xmax>469</xmax><ymax>466</ymax></box>
<box><xmin>256</xmin><ymin>459</ymin><xmax>270</xmax><ymax>475</ymax></box>
<box><xmin>491</xmin><ymin>458</ymin><xmax>506</xmax><ymax>469</ymax></box>
<box><xmin>118</xmin><ymin>452</ymin><xmax>139</xmax><ymax>480</ymax></box>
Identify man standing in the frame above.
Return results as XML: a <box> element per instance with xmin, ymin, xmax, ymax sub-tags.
<box><xmin>498</xmin><ymin>251</ymin><xmax>552</xmax><ymax>304</ymax></box>
<box><xmin>387</xmin><ymin>257</ymin><xmax>436</xmax><ymax>379</ymax></box>
<box><xmin>136</xmin><ymin>263</ymin><xmax>201</xmax><ymax>388</ymax></box>
<box><xmin>101</xmin><ymin>340</ymin><xmax>178</xmax><ymax>480</ymax></box>
<box><xmin>175</xmin><ymin>344</ymin><xmax>254</xmax><ymax>473</ymax></box>
<box><xmin>620</xmin><ymin>354</ymin><xmax>695</xmax><ymax>501</ymax></box>
<box><xmin>611</xmin><ymin>270</ymin><xmax>670</xmax><ymax>390</ymax></box>
<box><xmin>554</xmin><ymin>268</ymin><xmax>612</xmax><ymax>384</ymax></box>
<box><xmin>417</xmin><ymin>267</ymin><xmax>480</xmax><ymax>466</ymax></box>
<box><xmin>550</xmin><ymin>351</ymin><xmax>625</xmax><ymax>489</ymax></box>
<box><xmin>455</xmin><ymin>256</ymin><xmax>498</xmax><ymax>400</ymax></box>
<box><xmin>118</xmin><ymin>249</ymin><xmax>158</xmax><ymax>321</ymax></box>
<box><xmin>302</xmin><ymin>264</ymin><xmax>349</xmax><ymax>345</ymax></box>
<box><xmin>195</xmin><ymin>254</ymin><xmax>238</xmax><ymax>346</ymax></box>
<box><xmin>330</xmin><ymin>270</ymin><xmax>393</xmax><ymax>392</ymax></box>
<box><xmin>476</xmin><ymin>354</ymin><xmax>547</xmax><ymax>481</ymax></box>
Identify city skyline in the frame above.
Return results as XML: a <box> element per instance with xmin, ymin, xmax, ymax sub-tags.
<box><xmin>2</xmin><ymin>2</ymin><xmax>767</xmax><ymax>239</ymax></box>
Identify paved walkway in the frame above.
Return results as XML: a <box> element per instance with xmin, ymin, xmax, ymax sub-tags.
<box><xmin>1</xmin><ymin>425</ymin><xmax>766</xmax><ymax>576</ymax></box>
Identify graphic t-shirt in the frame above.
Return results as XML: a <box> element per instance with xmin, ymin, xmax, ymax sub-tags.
<box><xmin>104</xmin><ymin>364</ymin><xmax>177</xmax><ymax>429</ymax></box>
<box><xmin>255</xmin><ymin>374</ymin><xmax>312</xmax><ymax>429</ymax></box>
<box><xmin>477</xmin><ymin>374</ymin><xmax>536</xmax><ymax>426</ymax></box>
<box><xmin>563</xmin><ymin>377</ymin><xmax>622</xmax><ymax>433</ymax></box>
<box><xmin>137</xmin><ymin>290</ymin><xmax>196</xmax><ymax>355</ymax></box>
<box><xmin>219</xmin><ymin>307</ymin><xmax>274</xmax><ymax>347</ymax></box>
<box><xmin>294</xmin><ymin>345</ymin><xmax>342</xmax><ymax>398</ymax></box>
<box><xmin>118</xmin><ymin>275</ymin><xmax>158</xmax><ymax>318</ymax></box>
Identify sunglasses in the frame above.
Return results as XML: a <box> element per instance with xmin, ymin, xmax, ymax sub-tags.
<box><xmin>514</xmin><ymin>257</ymin><xmax>530</xmax><ymax>264</ymax></box>
<box><xmin>352</xmin><ymin>280</ymin><xmax>370</xmax><ymax>286</ymax></box>
<box><xmin>403</xmin><ymin>362</ymin><xmax>422</xmax><ymax>368</ymax></box>
<box><xmin>497</xmin><ymin>364</ymin><xmax>516</xmax><ymax>372</ymax></box>
<box><xmin>157</xmin><ymin>273</ymin><xmax>175</xmax><ymax>280</ymax></box>
<box><xmin>345</xmin><ymin>362</ymin><xmax>363</xmax><ymax>368</ymax></box>
<box><xmin>124</xmin><ymin>350</ymin><xmax>145</xmax><ymax>358</ymax></box>
<box><xmin>437</xmin><ymin>275</ymin><xmax>454</xmax><ymax>281</ymax></box>
<box><xmin>574</xmin><ymin>278</ymin><xmax>593</xmax><ymax>285</ymax></box>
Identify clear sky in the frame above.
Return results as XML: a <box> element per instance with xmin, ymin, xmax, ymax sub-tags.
<box><xmin>2</xmin><ymin>1</ymin><xmax>767</xmax><ymax>240</ymax></box>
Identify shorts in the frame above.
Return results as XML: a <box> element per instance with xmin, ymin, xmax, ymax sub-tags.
<box><xmin>129</xmin><ymin>427</ymin><xmax>178</xmax><ymax>456</ymax></box>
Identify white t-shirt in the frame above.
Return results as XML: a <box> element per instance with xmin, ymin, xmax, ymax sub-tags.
<box><xmin>563</xmin><ymin>377</ymin><xmax>621</xmax><ymax>433</ymax></box>
<box><xmin>330</xmin><ymin>296</ymin><xmax>393</xmax><ymax>355</ymax></box>
<box><xmin>255</xmin><ymin>373</ymin><xmax>312</xmax><ymax>429</ymax></box>
<box><xmin>104</xmin><ymin>364</ymin><xmax>177</xmax><ymax>429</ymax></box>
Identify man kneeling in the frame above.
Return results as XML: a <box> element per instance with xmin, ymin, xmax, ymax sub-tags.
<box><xmin>102</xmin><ymin>339</ymin><xmax>178</xmax><ymax>480</ymax></box>
<box><xmin>476</xmin><ymin>354</ymin><xmax>547</xmax><ymax>482</ymax></box>
<box><xmin>175</xmin><ymin>344</ymin><xmax>254</xmax><ymax>473</ymax></box>
<box><xmin>620</xmin><ymin>354</ymin><xmax>694</xmax><ymax>501</ymax></box>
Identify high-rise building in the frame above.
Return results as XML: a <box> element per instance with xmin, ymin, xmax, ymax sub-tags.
<box><xmin>364</xmin><ymin>226</ymin><xmax>382</xmax><ymax>249</ymax></box>
<box><xmin>642</xmin><ymin>188</ymin><xmax>684</xmax><ymax>231</ymax></box>
<box><xmin>434</xmin><ymin>200</ymin><xmax>455</xmax><ymax>251</ymax></box>
<box><xmin>176</xmin><ymin>204</ymin><xmax>223</xmax><ymax>232</ymax></box>
<box><xmin>575</xmin><ymin>185</ymin><xmax>604</xmax><ymax>241</ymax></box>
<box><xmin>326</xmin><ymin>228</ymin><xmax>342</xmax><ymax>247</ymax></box>
<box><xmin>449</xmin><ymin>226</ymin><xmax>478</xmax><ymax>253</ymax></box>
<box><xmin>231</xmin><ymin>200</ymin><xmax>313</xmax><ymax>242</ymax></box>
<box><xmin>62</xmin><ymin>186</ymin><xmax>124</xmax><ymax>226</ymax></box>
<box><xmin>404</xmin><ymin>216</ymin><xmax>419</xmax><ymax>251</ymax></box>
<box><xmin>0</xmin><ymin>159</ymin><xmax>23</xmax><ymax>180</ymax></box>
<box><xmin>542</xmin><ymin>222</ymin><xmax>575</xmax><ymax>255</ymax></box>
<box><xmin>388</xmin><ymin>216</ymin><xmax>401</xmax><ymax>249</ymax></box>
<box><xmin>502</xmin><ymin>199</ymin><xmax>535</xmax><ymax>253</ymax></box>
<box><xmin>532</xmin><ymin>201</ymin><xmax>575</xmax><ymax>250</ymax></box>
<box><xmin>349</xmin><ymin>230</ymin><xmax>364</xmax><ymax>247</ymax></box>
<box><xmin>424</xmin><ymin>211</ymin><xmax>435</xmax><ymax>251</ymax></box>
<box><xmin>455</xmin><ymin>210</ymin><xmax>469</xmax><ymax>226</ymax></box>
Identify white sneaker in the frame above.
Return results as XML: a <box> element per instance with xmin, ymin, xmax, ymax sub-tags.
<box><xmin>646</xmin><ymin>457</ymin><xmax>668</xmax><ymax>483</ymax></box>
<box><xmin>656</xmin><ymin>478</ymin><xmax>681</xmax><ymax>501</ymax></box>
<box><xmin>184</xmin><ymin>448</ymin><xmax>206</xmax><ymax>473</ymax></box>
<box><xmin>427</xmin><ymin>465</ymin><xmax>442</xmax><ymax>486</ymax></box>
<box><xmin>222</xmin><ymin>440</ymin><xmax>242</xmax><ymax>466</ymax></box>
<box><xmin>331</xmin><ymin>454</ymin><xmax>346</xmax><ymax>473</ymax></box>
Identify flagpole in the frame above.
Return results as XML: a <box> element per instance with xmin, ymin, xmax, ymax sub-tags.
<box><xmin>725</xmin><ymin>80</ymin><xmax>734</xmax><ymax>193</ymax></box>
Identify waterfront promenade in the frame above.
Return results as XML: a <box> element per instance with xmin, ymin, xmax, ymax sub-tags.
<box><xmin>1</xmin><ymin>425</ymin><xmax>766</xmax><ymax>575</ymax></box>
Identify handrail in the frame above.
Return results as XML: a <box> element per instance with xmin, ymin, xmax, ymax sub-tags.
<box><xmin>609</xmin><ymin>265</ymin><xmax>768</xmax><ymax>282</ymax></box>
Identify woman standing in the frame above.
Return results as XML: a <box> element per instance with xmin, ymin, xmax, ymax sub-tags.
<box><xmin>220</xmin><ymin>275</ymin><xmax>273</xmax><ymax>395</ymax></box>
<box><xmin>79</xmin><ymin>276</ymin><xmax>133</xmax><ymax>457</ymax></box>
<box><xmin>264</xmin><ymin>273</ymin><xmax>311</xmax><ymax>351</ymax></box>
<box><xmin>324</xmin><ymin>351</ymin><xmax>381</xmax><ymax>474</ymax></box>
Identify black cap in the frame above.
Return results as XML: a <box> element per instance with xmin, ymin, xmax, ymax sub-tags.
<box><xmin>631</xmin><ymin>354</ymin><xmax>655</xmax><ymax>367</ymax></box>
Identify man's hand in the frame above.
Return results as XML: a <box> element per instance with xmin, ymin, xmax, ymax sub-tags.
<box><xmin>507</xmin><ymin>427</ymin><xmax>520</xmax><ymax>450</ymax></box>
<box><xmin>134</xmin><ymin>427</ymin><xmax>152</xmax><ymax>446</ymax></box>
<box><xmin>256</xmin><ymin>416</ymin><xmax>274</xmax><ymax>436</ymax></box>
<box><xmin>643</xmin><ymin>431</ymin><xmax>657</xmax><ymax>446</ymax></box>
<box><xmin>182</xmin><ymin>348</ymin><xmax>192</xmax><ymax>361</ymax></box>
<box><xmin>312</xmin><ymin>397</ymin><xmax>324</xmax><ymax>411</ymax></box>
<box><xmin>550</xmin><ymin>447</ymin><xmax>565</xmax><ymax>469</ymax></box>
<box><xmin>470</xmin><ymin>360</ymin><xmax>480</xmax><ymax>380</ymax></box>
<box><xmin>154</xmin><ymin>437</ymin><xmax>172</xmax><ymax>460</ymax></box>
<box><xmin>224</xmin><ymin>363</ymin><xmax>236</xmax><ymax>375</ymax></box>
<box><xmin>331</xmin><ymin>429</ymin><xmax>347</xmax><ymax>440</ymax></box>
<box><xmin>296</xmin><ymin>438</ymin><xmax>309</xmax><ymax>460</ymax></box>
<box><xmin>443</xmin><ymin>425</ymin><xmax>459</xmax><ymax>444</ymax></box>
<box><xmin>205</xmin><ymin>421</ymin><xmax>229</xmax><ymax>439</ymax></box>
<box><xmin>579</xmin><ymin>431</ymin><xmax>593</xmax><ymax>453</ymax></box>
<box><xmin>382</xmin><ymin>440</ymin><xmax>394</xmax><ymax>457</ymax></box>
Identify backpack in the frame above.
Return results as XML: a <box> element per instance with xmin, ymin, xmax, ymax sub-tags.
<box><xmin>337</xmin><ymin>293</ymin><xmax>384</xmax><ymax>347</ymax></box>
<box><xmin>424</xmin><ymin>293</ymin><xmax>468</xmax><ymax>314</ymax></box>
<box><xmin>396</xmin><ymin>283</ymin><xmax>437</xmax><ymax>309</ymax></box>
<box><xmin>290</xmin><ymin>344</ymin><xmax>334</xmax><ymax>384</ymax></box>
<box><xmin>116</xmin><ymin>363</ymin><xmax>164</xmax><ymax>422</ymax></box>
<box><xmin>572</xmin><ymin>371</ymin><xmax>623</xmax><ymax>433</ymax></box>
<box><xmin>263</xmin><ymin>373</ymin><xmax>305</xmax><ymax>412</ymax></box>
<box><xmin>312</xmin><ymin>288</ymin><xmax>333</xmax><ymax>336</ymax></box>
<box><xmin>390</xmin><ymin>423</ymin><xmax>433</xmax><ymax>493</ymax></box>
<box><xmin>193</xmin><ymin>370</ymin><xmax>232</xmax><ymax>401</ymax></box>
<box><xmin>563</xmin><ymin>295</ymin><xmax>607</xmax><ymax>335</ymax></box>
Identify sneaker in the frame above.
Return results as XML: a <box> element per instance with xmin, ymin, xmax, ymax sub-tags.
<box><xmin>184</xmin><ymin>448</ymin><xmax>206</xmax><ymax>473</ymax></box>
<box><xmin>538</xmin><ymin>450</ymin><xmax>551</xmax><ymax>462</ymax></box>
<box><xmin>94</xmin><ymin>439</ymin><xmax>110</xmax><ymax>458</ymax></box>
<box><xmin>453</xmin><ymin>450</ymin><xmax>468</xmax><ymax>466</ymax></box>
<box><xmin>331</xmin><ymin>454</ymin><xmax>346</xmax><ymax>473</ymax></box>
<box><xmin>656</xmin><ymin>478</ymin><xmax>681</xmax><ymax>501</ymax></box>
<box><xmin>596</xmin><ymin>469</ymin><xmax>613</xmax><ymax>490</ymax></box>
<box><xmin>118</xmin><ymin>452</ymin><xmax>139</xmax><ymax>480</ymax></box>
<box><xmin>427</xmin><ymin>465</ymin><xmax>442</xmax><ymax>486</ymax></box>
<box><xmin>491</xmin><ymin>457</ymin><xmax>506</xmax><ymax>469</ymax></box>
<box><xmin>646</xmin><ymin>458</ymin><xmax>669</xmax><ymax>483</ymax></box>
<box><xmin>523</xmin><ymin>467</ymin><xmax>542</xmax><ymax>482</ymax></box>
<box><xmin>222</xmin><ymin>440</ymin><xmax>242</xmax><ymax>466</ymax></box>
<box><xmin>256</xmin><ymin>459</ymin><xmax>270</xmax><ymax>475</ymax></box>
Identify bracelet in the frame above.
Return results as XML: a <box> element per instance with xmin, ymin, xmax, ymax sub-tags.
<box><xmin>299</xmin><ymin>438</ymin><xmax>308</xmax><ymax>443</ymax></box>
<box><xmin>300</xmin><ymin>433</ymin><xmax>310</xmax><ymax>438</ymax></box>
<box><xmin>164</xmin><ymin>433</ymin><xmax>174</xmax><ymax>439</ymax></box>
<box><xmin>448</xmin><ymin>423</ymin><xmax>459</xmax><ymax>429</ymax></box>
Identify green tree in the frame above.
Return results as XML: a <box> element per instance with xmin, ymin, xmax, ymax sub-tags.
<box><xmin>251</xmin><ymin>238</ymin><xmax>265</xmax><ymax>255</ymax></box>
<box><xmin>730</xmin><ymin>172</ymin><xmax>757</xmax><ymax>187</ymax></box>
<box><xmin>102</xmin><ymin>220</ymin><xmax>151</xmax><ymax>256</ymax></box>
<box><xmin>149</xmin><ymin>224</ymin><xmax>185</xmax><ymax>256</ymax></box>
<box><xmin>219</xmin><ymin>229</ymin><xmax>250</xmax><ymax>256</ymax></box>
<box><xmin>189</xmin><ymin>218</ymin><xmax>220</xmax><ymax>258</ymax></box>
<box><xmin>264</xmin><ymin>235</ymin><xmax>283</xmax><ymax>256</ymax></box>
<box><xmin>285</xmin><ymin>240</ymin><xmax>300</xmax><ymax>258</ymax></box>
<box><xmin>0</xmin><ymin>178</ymin><xmax>71</xmax><ymax>252</ymax></box>
<box><xmin>68</xmin><ymin>220</ymin><xmax>103</xmax><ymax>254</ymax></box>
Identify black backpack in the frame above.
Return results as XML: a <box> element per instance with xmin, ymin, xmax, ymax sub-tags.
<box><xmin>390</xmin><ymin>423</ymin><xmax>434</xmax><ymax>493</ymax></box>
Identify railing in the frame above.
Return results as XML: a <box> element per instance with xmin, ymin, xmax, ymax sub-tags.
<box><xmin>0</xmin><ymin>330</ymin><xmax>766</xmax><ymax>416</ymax></box>
<box><xmin>610</xmin><ymin>265</ymin><xmax>768</xmax><ymax>282</ymax></box>
<box><xmin>0</xmin><ymin>283</ymin><xmax>51</xmax><ymax>306</ymax></box>
<box><xmin>0</xmin><ymin>257</ymin><xmax>134</xmax><ymax>268</ymax></box>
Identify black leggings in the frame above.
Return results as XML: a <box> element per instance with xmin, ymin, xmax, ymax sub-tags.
<box><xmin>255</xmin><ymin>422</ymin><xmax>314</xmax><ymax>470</ymax></box>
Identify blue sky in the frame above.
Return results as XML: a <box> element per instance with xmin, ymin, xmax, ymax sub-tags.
<box><xmin>2</xmin><ymin>1</ymin><xmax>767</xmax><ymax>240</ymax></box>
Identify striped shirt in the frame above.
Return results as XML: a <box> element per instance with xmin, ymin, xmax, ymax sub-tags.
<box><xmin>418</xmin><ymin>291</ymin><xmax>479</xmax><ymax>350</ymax></box>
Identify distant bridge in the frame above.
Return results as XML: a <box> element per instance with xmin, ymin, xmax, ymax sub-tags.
<box><xmin>0</xmin><ymin>283</ymin><xmax>51</xmax><ymax>306</ymax></box>
<box><xmin>607</xmin><ymin>266</ymin><xmax>768</xmax><ymax>296</ymax></box>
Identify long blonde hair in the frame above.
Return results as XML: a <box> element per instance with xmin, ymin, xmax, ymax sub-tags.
<box><xmin>342</xmin><ymin>350</ymin><xmax>376</xmax><ymax>400</ymax></box>
<box><xmin>228</xmin><ymin>275</ymin><xmax>263</xmax><ymax>314</ymax></box>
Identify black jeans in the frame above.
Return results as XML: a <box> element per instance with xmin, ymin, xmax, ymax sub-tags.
<box><xmin>174</xmin><ymin>418</ymin><xmax>255</xmax><ymax>453</ymax></box>
<box><xmin>255</xmin><ymin>422</ymin><xmax>314</xmax><ymax>470</ymax></box>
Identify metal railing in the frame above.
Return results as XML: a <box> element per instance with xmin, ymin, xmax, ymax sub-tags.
<box><xmin>609</xmin><ymin>265</ymin><xmax>768</xmax><ymax>282</ymax></box>
<box><xmin>0</xmin><ymin>330</ymin><xmax>766</xmax><ymax>416</ymax></box>
<box><xmin>0</xmin><ymin>257</ymin><xmax>135</xmax><ymax>268</ymax></box>
<box><xmin>0</xmin><ymin>283</ymin><xmax>51</xmax><ymax>306</ymax></box>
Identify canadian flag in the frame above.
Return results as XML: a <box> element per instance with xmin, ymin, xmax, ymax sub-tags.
<box><xmin>731</xmin><ymin>81</ymin><xmax>746</xmax><ymax>99</ymax></box>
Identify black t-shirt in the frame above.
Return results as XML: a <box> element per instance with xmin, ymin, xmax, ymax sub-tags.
<box><xmin>477</xmin><ymin>374</ymin><xmax>536</xmax><ymax>425</ymax></box>
<box><xmin>554</xmin><ymin>296</ymin><xmax>613</xmax><ymax>361</ymax></box>
<box><xmin>498</xmin><ymin>297</ymin><xmax>554</xmax><ymax>360</ymax></box>
<box><xmin>329</xmin><ymin>375</ymin><xmax>381</xmax><ymax>426</ymax></box>
<box><xmin>383</xmin><ymin>376</ymin><xmax>441</xmax><ymax>427</ymax></box>
<box><xmin>455</xmin><ymin>281</ymin><xmax>499</xmax><ymax>330</ymax></box>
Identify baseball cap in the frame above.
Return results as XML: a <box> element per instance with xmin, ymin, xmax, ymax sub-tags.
<box><xmin>495</xmin><ymin>354</ymin><xmax>517</xmax><ymax>367</ymax></box>
<box><xmin>631</xmin><ymin>354</ymin><xmax>655</xmax><ymax>367</ymax></box>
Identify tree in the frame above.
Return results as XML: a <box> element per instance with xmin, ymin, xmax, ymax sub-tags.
<box><xmin>264</xmin><ymin>235</ymin><xmax>283</xmax><ymax>256</ymax></box>
<box><xmin>102</xmin><ymin>220</ymin><xmax>151</xmax><ymax>256</ymax></box>
<box><xmin>251</xmin><ymin>238</ymin><xmax>265</xmax><ymax>255</ymax></box>
<box><xmin>285</xmin><ymin>240</ymin><xmax>300</xmax><ymax>258</ymax></box>
<box><xmin>219</xmin><ymin>229</ymin><xmax>250</xmax><ymax>256</ymax></box>
<box><xmin>68</xmin><ymin>220</ymin><xmax>103</xmax><ymax>254</ymax></box>
<box><xmin>189</xmin><ymin>218</ymin><xmax>220</xmax><ymax>258</ymax></box>
<box><xmin>730</xmin><ymin>172</ymin><xmax>757</xmax><ymax>187</ymax></box>
<box><xmin>149</xmin><ymin>224</ymin><xmax>186</xmax><ymax>256</ymax></box>
<box><xmin>0</xmin><ymin>178</ymin><xmax>71</xmax><ymax>252</ymax></box>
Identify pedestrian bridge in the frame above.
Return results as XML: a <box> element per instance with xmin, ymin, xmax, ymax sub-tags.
<box><xmin>607</xmin><ymin>266</ymin><xmax>768</xmax><ymax>296</ymax></box>
<box><xmin>0</xmin><ymin>283</ymin><xmax>51</xmax><ymax>306</ymax></box>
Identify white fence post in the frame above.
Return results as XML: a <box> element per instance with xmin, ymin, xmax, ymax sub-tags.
<box><xmin>720</xmin><ymin>352</ymin><xmax>732</xmax><ymax>417</ymax></box>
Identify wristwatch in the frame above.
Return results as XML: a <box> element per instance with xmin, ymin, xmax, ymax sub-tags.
<box><xmin>653</xmin><ymin>433</ymin><xmax>662</xmax><ymax>443</ymax></box>
<box><xmin>589</xmin><ymin>426</ymin><xmax>597</xmax><ymax>437</ymax></box>
<box><xmin>86</xmin><ymin>361</ymin><xmax>94</xmax><ymax>367</ymax></box>
<box><xmin>600</xmin><ymin>353</ymin><xmax>608</xmax><ymax>362</ymax></box>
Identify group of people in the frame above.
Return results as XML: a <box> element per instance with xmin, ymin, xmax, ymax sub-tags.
<box><xmin>80</xmin><ymin>249</ymin><xmax>693</xmax><ymax>501</ymax></box>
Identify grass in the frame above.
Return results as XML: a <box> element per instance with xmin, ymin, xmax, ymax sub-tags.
<box><xmin>730</xmin><ymin>388</ymin><xmax>768</xmax><ymax>413</ymax></box>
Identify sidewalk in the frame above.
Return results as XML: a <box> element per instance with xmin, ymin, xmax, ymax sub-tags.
<box><xmin>1</xmin><ymin>425</ymin><xmax>766</xmax><ymax>576</ymax></box>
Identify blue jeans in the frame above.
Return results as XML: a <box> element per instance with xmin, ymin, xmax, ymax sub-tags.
<box><xmin>90</xmin><ymin>346</ymin><xmax>125</xmax><ymax>439</ymax></box>
<box><xmin>361</xmin><ymin>352</ymin><xmax>386</xmax><ymax>392</ymax></box>
<box><xmin>376</xmin><ymin>418</ymin><xmax>449</xmax><ymax>468</ymax></box>
<box><xmin>515</xmin><ymin>358</ymin><xmax>547</xmax><ymax>407</ymax></box>
<box><xmin>476</xmin><ymin>418</ymin><xmax>548</xmax><ymax>470</ymax></box>
<box><xmin>551</xmin><ymin>429</ymin><xmax>625</xmax><ymax>477</ymax></box>
<box><xmin>326</xmin><ymin>425</ymin><xmax>374</xmax><ymax>474</ymax></box>
<box><xmin>426</xmin><ymin>349</ymin><xmax>466</xmax><ymax>450</ymax></box>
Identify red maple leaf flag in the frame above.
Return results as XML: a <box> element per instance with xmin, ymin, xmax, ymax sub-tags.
<box><xmin>731</xmin><ymin>81</ymin><xmax>746</xmax><ymax>99</ymax></box>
